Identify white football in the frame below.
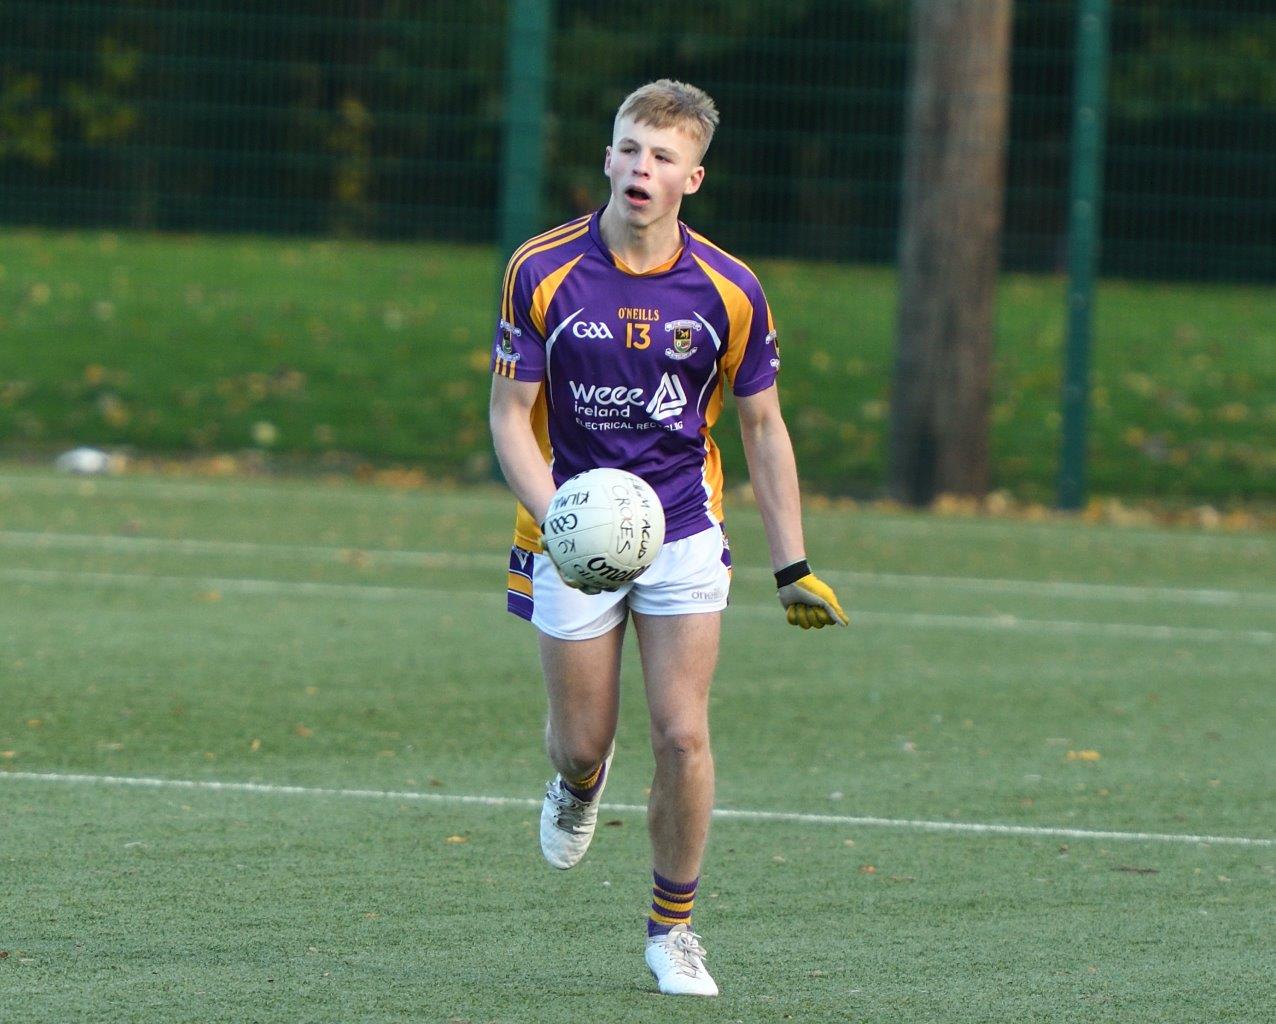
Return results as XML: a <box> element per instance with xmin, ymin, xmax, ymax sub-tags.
<box><xmin>542</xmin><ymin>468</ymin><xmax>666</xmax><ymax>591</ymax></box>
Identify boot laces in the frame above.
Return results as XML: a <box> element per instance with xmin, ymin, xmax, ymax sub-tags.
<box><xmin>666</xmin><ymin>929</ymin><xmax>709</xmax><ymax>976</ymax></box>
<box><xmin>546</xmin><ymin>780</ymin><xmax>592</xmax><ymax>835</ymax></box>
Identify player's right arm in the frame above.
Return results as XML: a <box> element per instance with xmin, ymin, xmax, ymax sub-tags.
<box><xmin>490</xmin><ymin>376</ymin><xmax>600</xmax><ymax>595</ymax></box>
<box><xmin>489</xmin><ymin>375</ymin><xmax>556</xmax><ymax>525</ymax></box>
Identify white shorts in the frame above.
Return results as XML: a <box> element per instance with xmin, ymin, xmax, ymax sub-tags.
<box><xmin>506</xmin><ymin>526</ymin><xmax>731</xmax><ymax>641</ymax></box>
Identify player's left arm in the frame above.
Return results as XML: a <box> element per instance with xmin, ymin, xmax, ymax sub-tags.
<box><xmin>737</xmin><ymin>385</ymin><xmax>848</xmax><ymax>629</ymax></box>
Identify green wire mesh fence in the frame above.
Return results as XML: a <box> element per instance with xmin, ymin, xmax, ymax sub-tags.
<box><xmin>1</xmin><ymin>1</ymin><xmax>1271</xmax><ymax>280</ymax></box>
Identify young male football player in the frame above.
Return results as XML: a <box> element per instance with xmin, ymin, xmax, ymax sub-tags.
<box><xmin>488</xmin><ymin>79</ymin><xmax>846</xmax><ymax>996</ymax></box>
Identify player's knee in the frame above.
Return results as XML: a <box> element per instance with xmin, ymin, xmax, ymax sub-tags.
<box><xmin>650</xmin><ymin>720</ymin><xmax>709</xmax><ymax>763</ymax></box>
<box><xmin>555</xmin><ymin>736</ymin><xmax>612</xmax><ymax>777</ymax></box>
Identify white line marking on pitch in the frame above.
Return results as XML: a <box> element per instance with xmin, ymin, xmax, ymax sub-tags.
<box><xmin>3</xmin><ymin>566</ymin><xmax>1273</xmax><ymax>645</ymax></box>
<box><xmin>1</xmin><ymin>472</ymin><xmax>1270</xmax><ymax>552</ymax></box>
<box><xmin>2</xmin><ymin>770</ymin><xmax>1270</xmax><ymax>848</ymax></box>
<box><xmin>3</xmin><ymin>529</ymin><xmax>1273</xmax><ymax>607</ymax></box>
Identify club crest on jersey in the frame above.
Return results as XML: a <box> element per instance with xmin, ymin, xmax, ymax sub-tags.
<box><xmin>663</xmin><ymin>319</ymin><xmax>701</xmax><ymax>360</ymax></box>
<box><xmin>498</xmin><ymin>319</ymin><xmax>522</xmax><ymax>359</ymax></box>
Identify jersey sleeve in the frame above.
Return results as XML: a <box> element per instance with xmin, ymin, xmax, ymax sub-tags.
<box><xmin>490</xmin><ymin>253</ymin><xmax>546</xmax><ymax>382</ymax></box>
<box><xmin>726</xmin><ymin>278</ymin><xmax>780</xmax><ymax>398</ymax></box>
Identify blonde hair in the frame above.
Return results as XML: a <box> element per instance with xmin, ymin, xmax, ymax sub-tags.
<box><xmin>614</xmin><ymin>79</ymin><xmax>720</xmax><ymax>161</ymax></box>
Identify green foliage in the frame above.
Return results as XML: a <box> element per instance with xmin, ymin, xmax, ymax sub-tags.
<box><xmin>0</xmin><ymin>73</ymin><xmax>56</xmax><ymax>166</ymax></box>
<box><xmin>0</xmin><ymin>1</ymin><xmax>1270</xmax><ymax>278</ymax></box>
<box><xmin>62</xmin><ymin>37</ymin><xmax>142</xmax><ymax>146</ymax></box>
<box><xmin>1112</xmin><ymin>3</ymin><xmax>1276</xmax><ymax>116</ymax></box>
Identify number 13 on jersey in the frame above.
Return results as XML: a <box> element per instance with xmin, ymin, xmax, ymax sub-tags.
<box><xmin>626</xmin><ymin>322</ymin><xmax>652</xmax><ymax>349</ymax></box>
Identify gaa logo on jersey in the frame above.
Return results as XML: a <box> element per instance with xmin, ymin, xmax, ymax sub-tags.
<box><xmin>572</xmin><ymin>320</ymin><xmax>615</xmax><ymax>340</ymax></box>
<box><xmin>663</xmin><ymin>319</ymin><xmax>701</xmax><ymax>361</ymax></box>
<box><xmin>498</xmin><ymin>319</ymin><xmax>522</xmax><ymax>358</ymax></box>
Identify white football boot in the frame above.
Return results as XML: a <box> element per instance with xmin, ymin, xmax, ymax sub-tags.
<box><xmin>645</xmin><ymin>924</ymin><xmax>719</xmax><ymax>996</ymax></box>
<box><xmin>539</xmin><ymin>744</ymin><xmax>614</xmax><ymax>870</ymax></box>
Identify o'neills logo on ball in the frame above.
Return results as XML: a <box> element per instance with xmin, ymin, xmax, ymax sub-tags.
<box><xmin>587</xmin><ymin>557</ymin><xmax>645</xmax><ymax>584</ymax></box>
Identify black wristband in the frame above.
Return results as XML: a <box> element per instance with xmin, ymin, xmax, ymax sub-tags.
<box><xmin>774</xmin><ymin>559</ymin><xmax>811</xmax><ymax>589</ymax></box>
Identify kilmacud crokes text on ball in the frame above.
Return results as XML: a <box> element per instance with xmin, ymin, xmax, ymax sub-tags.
<box><xmin>542</xmin><ymin>468</ymin><xmax>666</xmax><ymax>591</ymax></box>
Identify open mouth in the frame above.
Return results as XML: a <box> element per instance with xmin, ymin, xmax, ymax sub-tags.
<box><xmin>624</xmin><ymin>186</ymin><xmax>652</xmax><ymax>204</ymax></box>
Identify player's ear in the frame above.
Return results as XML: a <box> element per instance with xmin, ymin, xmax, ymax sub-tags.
<box><xmin>603</xmin><ymin>146</ymin><xmax>612</xmax><ymax>177</ymax></box>
<box><xmin>684</xmin><ymin>165</ymin><xmax>705</xmax><ymax>196</ymax></box>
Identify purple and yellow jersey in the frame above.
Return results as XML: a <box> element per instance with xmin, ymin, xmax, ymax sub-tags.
<box><xmin>492</xmin><ymin>210</ymin><xmax>781</xmax><ymax>552</ymax></box>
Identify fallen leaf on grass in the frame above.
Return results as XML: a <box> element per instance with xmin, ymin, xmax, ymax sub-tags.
<box><xmin>445</xmin><ymin>835</ymin><xmax>468</xmax><ymax>844</ymax></box>
<box><xmin>1066</xmin><ymin>749</ymin><xmax>1102</xmax><ymax>762</ymax></box>
<box><xmin>293</xmin><ymin>724</ymin><xmax>314</xmax><ymax>738</ymax></box>
<box><xmin>858</xmin><ymin>864</ymin><xmax>877</xmax><ymax>875</ymax></box>
<box><xmin>604</xmin><ymin>819</ymin><xmax>623</xmax><ymax>827</ymax></box>
<box><xmin>1114</xmin><ymin>866</ymin><xmax>1158</xmax><ymax>875</ymax></box>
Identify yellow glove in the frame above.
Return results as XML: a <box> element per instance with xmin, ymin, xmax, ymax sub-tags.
<box><xmin>775</xmin><ymin>560</ymin><xmax>848</xmax><ymax>629</ymax></box>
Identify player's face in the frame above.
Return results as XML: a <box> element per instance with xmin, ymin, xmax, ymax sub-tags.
<box><xmin>604</xmin><ymin>117</ymin><xmax>705</xmax><ymax>228</ymax></box>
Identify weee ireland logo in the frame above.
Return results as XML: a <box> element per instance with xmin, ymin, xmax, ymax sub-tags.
<box><xmin>645</xmin><ymin>373</ymin><xmax>687</xmax><ymax>421</ymax></box>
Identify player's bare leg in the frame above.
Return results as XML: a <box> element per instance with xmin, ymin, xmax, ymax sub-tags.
<box><xmin>536</xmin><ymin>621</ymin><xmax>625</xmax><ymax>868</ymax></box>
<box><xmin>633</xmin><ymin>610</ymin><xmax>721</xmax><ymax>996</ymax></box>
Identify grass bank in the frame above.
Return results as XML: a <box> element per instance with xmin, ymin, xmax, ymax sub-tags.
<box><xmin>1</xmin><ymin>229</ymin><xmax>1271</xmax><ymax>502</ymax></box>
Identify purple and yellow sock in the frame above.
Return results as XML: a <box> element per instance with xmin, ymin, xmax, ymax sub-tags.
<box><xmin>648</xmin><ymin>872</ymin><xmax>697</xmax><ymax>937</ymax></box>
<box><xmin>561</xmin><ymin>758</ymin><xmax>607</xmax><ymax>802</ymax></box>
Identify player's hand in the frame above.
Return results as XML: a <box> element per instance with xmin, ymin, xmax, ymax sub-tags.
<box><xmin>564</xmin><ymin>575</ymin><xmax>603</xmax><ymax>597</ymax></box>
<box><xmin>540</xmin><ymin>521</ymin><xmax>603</xmax><ymax>595</ymax></box>
<box><xmin>775</xmin><ymin>560</ymin><xmax>848</xmax><ymax>629</ymax></box>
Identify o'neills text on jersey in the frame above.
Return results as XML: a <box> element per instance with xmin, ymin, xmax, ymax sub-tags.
<box><xmin>617</xmin><ymin>307</ymin><xmax>660</xmax><ymax>322</ymax></box>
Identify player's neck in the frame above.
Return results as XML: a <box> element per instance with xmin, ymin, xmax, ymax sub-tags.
<box><xmin>599</xmin><ymin>201</ymin><xmax>682</xmax><ymax>274</ymax></box>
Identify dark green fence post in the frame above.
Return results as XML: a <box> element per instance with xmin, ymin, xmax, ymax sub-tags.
<box><xmin>1058</xmin><ymin>0</ymin><xmax>1111</xmax><ymax>510</ymax></box>
<box><xmin>499</xmin><ymin>0</ymin><xmax>552</xmax><ymax>260</ymax></box>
